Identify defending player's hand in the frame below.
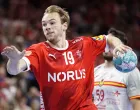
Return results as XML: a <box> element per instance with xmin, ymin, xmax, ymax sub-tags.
<box><xmin>113</xmin><ymin>44</ymin><xmax>132</xmax><ymax>57</ymax></box>
<box><xmin>1</xmin><ymin>46</ymin><xmax>26</xmax><ymax>60</ymax></box>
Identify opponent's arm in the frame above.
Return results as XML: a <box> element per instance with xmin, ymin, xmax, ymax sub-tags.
<box><xmin>1</xmin><ymin>46</ymin><xmax>27</xmax><ymax>75</ymax></box>
<box><xmin>130</xmin><ymin>99</ymin><xmax>140</xmax><ymax>110</ymax></box>
<box><xmin>127</xmin><ymin>68</ymin><xmax>140</xmax><ymax>110</ymax></box>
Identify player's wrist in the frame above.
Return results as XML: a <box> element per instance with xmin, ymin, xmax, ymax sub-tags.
<box><xmin>9</xmin><ymin>57</ymin><xmax>21</xmax><ymax>62</ymax></box>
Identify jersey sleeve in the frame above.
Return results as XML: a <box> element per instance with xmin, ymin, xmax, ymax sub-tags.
<box><xmin>91</xmin><ymin>35</ymin><xmax>109</xmax><ymax>56</ymax></box>
<box><xmin>126</xmin><ymin>68</ymin><xmax>140</xmax><ymax>100</ymax></box>
<box><xmin>22</xmin><ymin>44</ymin><xmax>39</xmax><ymax>73</ymax></box>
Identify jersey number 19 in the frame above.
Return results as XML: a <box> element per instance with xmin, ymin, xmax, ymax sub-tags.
<box><xmin>62</xmin><ymin>51</ymin><xmax>75</xmax><ymax>65</ymax></box>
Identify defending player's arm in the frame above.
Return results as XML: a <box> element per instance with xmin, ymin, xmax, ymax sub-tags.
<box><xmin>1</xmin><ymin>46</ymin><xmax>27</xmax><ymax>75</ymax></box>
<box><xmin>130</xmin><ymin>99</ymin><xmax>140</xmax><ymax>110</ymax></box>
<box><xmin>106</xmin><ymin>28</ymin><xmax>131</xmax><ymax>56</ymax></box>
<box><xmin>126</xmin><ymin>68</ymin><xmax>140</xmax><ymax>110</ymax></box>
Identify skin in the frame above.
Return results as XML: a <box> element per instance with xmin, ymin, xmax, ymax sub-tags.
<box><xmin>1</xmin><ymin>11</ymin><xmax>131</xmax><ymax>75</ymax></box>
<box><xmin>103</xmin><ymin>51</ymin><xmax>140</xmax><ymax>110</ymax></box>
<box><xmin>1</xmin><ymin>8</ymin><xmax>135</xmax><ymax>110</ymax></box>
<box><xmin>131</xmin><ymin>99</ymin><xmax>140</xmax><ymax>110</ymax></box>
<box><xmin>42</xmin><ymin>12</ymin><xmax>68</xmax><ymax>48</ymax></box>
<box><xmin>1</xmin><ymin>12</ymin><xmax>68</xmax><ymax>75</ymax></box>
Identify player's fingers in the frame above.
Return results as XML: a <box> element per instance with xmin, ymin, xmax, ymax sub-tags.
<box><xmin>120</xmin><ymin>45</ymin><xmax>132</xmax><ymax>53</ymax></box>
<box><xmin>113</xmin><ymin>46</ymin><xmax>124</xmax><ymax>57</ymax></box>
<box><xmin>21</xmin><ymin>50</ymin><xmax>26</xmax><ymax>57</ymax></box>
<box><xmin>1</xmin><ymin>51</ymin><xmax>10</xmax><ymax>58</ymax></box>
<box><xmin>11</xmin><ymin>46</ymin><xmax>18</xmax><ymax>51</ymax></box>
<box><xmin>113</xmin><ymin>49</ymin><xmax>119</xmax><ymax>58</ymax></box>
<box><xmin>3</xmin><ymin>48</ymin><xmax>13</xmax><ymax>55</ymax></box>
<box><xmin>1</xmin><ymin>51</ymin><xmax>7</xmax><ymax>56</ymax></box>
<box><xmin>120</xmin><ymin>46</ymin><xmax>127</xmax><ymax>53</ymax></box>
<box><xmin>3</xmin><ymin>47</ymin><xmax>9</xmax><ymax>51</ymax></box>
<box><xmin>3</xmin><ymin>47</ymin><xmax>13</xmax><ymax>52</ymax></box>
<box><xmin>123</xmin><ymin>45</ymin><xmax>132</xmax><ymax>51</ymax></box>
<box><xmin>116</xmin><ymin>47</ymin><xmax>124</xmax><ymax>54</ymax></box>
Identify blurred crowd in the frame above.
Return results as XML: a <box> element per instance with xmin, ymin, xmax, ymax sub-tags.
<box><xmin>0</xmin><ymin>0</ymin><xmax>140</xmax><ymax>109</ymax></box>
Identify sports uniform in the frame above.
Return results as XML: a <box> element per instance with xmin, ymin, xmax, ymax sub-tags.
<box><xmin>22</xmin><ymin>35</ymin><xmax>108</xmax><ymax>110</ymax></box>
<box><xmin>93</xmin><ymin>64</ymin><xmax>140</xmax><ymax>110</ymax></box>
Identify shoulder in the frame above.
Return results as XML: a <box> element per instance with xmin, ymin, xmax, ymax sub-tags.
<box><xmin>25</xmin><ymin>42</ymin><xmax>46</xmax><ymax>56</ymax></box>
<box><xmin>133</xmin><ymin>67</ymin><xmax>140</xmax><ymax>73</ymax></box>
<box><xmin>92</xmin><ymin>35</ymin><xmax>106</xmax><ymax>41</ymax></box>
<box><xmin>79</xmin><ymin>35</ymin><xmax>106</xmax><ymax>42</ymax></box>
<box><xmin>70</xmin><ymin>35</ymin><xmax>106</xmax><ymax>43</ymax></box>
<box><xmin>70</xmin><ymin>36</ymin><xmax>84</xmax><ymax>43</ymax></box>
<box><xmin>69</xmin><ymin>36</ymin><xmax>94</xmax><ymax>44</ymax></box>
<box><xmin>125</xmin><ymin>67</ymin><xmax>140</xmax><ymax>83</ymax></box>
<box><xmin>27</xmin><ymin>42</ymin><xmax>45</xmax><ymax>50</ymax></box>
<box><xmin>128</xmin><ymin>67</ymin><xmax>140</xmax><ymax>77</ymax></box>
<box><xmin>94</xmin><ymin>64</ymin><xmax>104</xmax><ymax>72</ymax></box>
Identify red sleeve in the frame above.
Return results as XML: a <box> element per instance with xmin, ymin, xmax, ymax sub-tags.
<box><xmin>24</xmin><ymin>44</ymin><xmax>40</xmax><ymax>73</ymax></box>
<box><xmin>90</xmin><ymin>35</ymin><xmax>107</xmax><ymax>56</ymax></box>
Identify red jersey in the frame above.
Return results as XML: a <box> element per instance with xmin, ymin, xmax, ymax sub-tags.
<box><xmin>23</xmin><ymin>35</ymin><xmax>107</xmax><ymax>110</ymax></box>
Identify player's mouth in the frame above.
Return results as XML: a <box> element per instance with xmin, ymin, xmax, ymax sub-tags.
<box><xmin>47</xmin><ymin>32</ymin><xmax>54</xmax><ymax>35</ymax></box>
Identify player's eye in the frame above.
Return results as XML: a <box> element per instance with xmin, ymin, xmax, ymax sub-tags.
<box><xmin>42</xmin><ymin>23</ymin><xmax>47</xmax><ymax>27</ymax></box>
<box><xmin>50</xmin><ymin>21</ymin><xmax>55</xmax><ymax>25</ymax></box>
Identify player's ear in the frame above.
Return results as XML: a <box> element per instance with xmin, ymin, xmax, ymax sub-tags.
<box><xmin>63</xmin><ymin>22</ymin><xmax>68</xmax><ymax>31</ymax></box>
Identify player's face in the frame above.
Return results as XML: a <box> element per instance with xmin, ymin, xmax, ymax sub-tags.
<box><xmin>42</xmin><ymin>12</ymin><xmax>67</xmax><ymax>43</ymax></box>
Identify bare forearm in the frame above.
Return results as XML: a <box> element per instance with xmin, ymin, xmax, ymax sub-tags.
<box><xmin>7</xmin><ymin>59</ymin><xmax>20</xmax><ymax>75</ymax></box>
<box><xmin>133</xmin><ymin>105</ymin><xmax>140</xmax><ymax>110</ymax></box>
<box><xmin>7</xmin><ymin>59</ymin><xmax>27</xmax><ymax>75</ymax></box>
<box><xmin>107</xmin><ymin>34</ymin><xmax>123</xmax><ymax>48</ymax></box>
<box><xmin>131</xmin><ymin>99</ymin><xmax>140</xmax><ymax>110</ymax></box>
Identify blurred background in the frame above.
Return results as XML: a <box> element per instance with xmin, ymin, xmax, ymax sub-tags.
<box><xmin>0</xmin><ymin>0</ymin><xmax>140</xmax><ymax>109</ymax></box>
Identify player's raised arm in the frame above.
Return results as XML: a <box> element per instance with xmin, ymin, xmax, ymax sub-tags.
<box><xmin>1</xmin><ymin>46</ymin><xmax>27</xmax><ymax>75</ymax></box>
<box><xmin>106</xmin><ymin>28</ymin><xmax>132</xmax><ymax>56</ymax></box>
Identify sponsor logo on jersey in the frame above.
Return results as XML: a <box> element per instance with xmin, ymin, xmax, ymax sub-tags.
<box><xmin>99</xmin><ymin>79</ymin><xmax>104</xmax><ymax>87</ymax></box>
<box><xmin>72</xmin><ymin>37</ymin><xmax>83</xmax><ymax>44</ymax></box>
<box><xmin>92</xmin><ymin>35</ymin><xmax>105</xmax><ymax>41</ymax></box>
<box><xmin>40</xmin><ymin>92</ymin><xmax>45</xmax><ymax>110</ymax></box>
<box><xmin>48</xmin><ymin>53</ymin><xmax>56</xmax><ymax>59</ymax></box>
<box><xmin>48</xmin><ymin>69</ymin><xmax>86</xmax><ymax>82</ymax></box>
<box><xmin>114</xmin><ymin>90</ymin><xmax>120</xmax><ymax>97</ymax></box>
<box><xmin>76</xmin><ymin>50</ymin><xmax>82</xmax><ymax>58</ymax></box>
<box><xmin>25</xmin><ymin>51</ymin><xmax>32</xmax><ymax>56</ymax></box>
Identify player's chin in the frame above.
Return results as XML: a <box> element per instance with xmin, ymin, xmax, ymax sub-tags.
<box><xmin>47</xmin><ymin>37</ymin><xmax>56</xmax><ymax>43</ymax></box>
<box><xmin>103</xmin><ymin>56</ymin><xmax>113</xmax><ymax>61</ymax></box>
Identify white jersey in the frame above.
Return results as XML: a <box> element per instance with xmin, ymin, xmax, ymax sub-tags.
<box><xmin>92</xmin><ymin>64</ymin><xmax>140</xmax><ymax>110</ymax></box>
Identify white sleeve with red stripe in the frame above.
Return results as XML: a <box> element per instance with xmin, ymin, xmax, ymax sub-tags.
<box><xmin>126</xmin><ymin>67</ymin><xmax>140</xmax><ymax>99</ymax></box>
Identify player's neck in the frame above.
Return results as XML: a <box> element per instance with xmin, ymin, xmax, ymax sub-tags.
<box><xmin>47</xmin><ymin>33</ymin><xmax>68</xmax><ymax>49</ymax></box>
<box><xmin>104</xmin><ymin>60</ymin><xmax>114</xmax><ymax>68</ymax></box>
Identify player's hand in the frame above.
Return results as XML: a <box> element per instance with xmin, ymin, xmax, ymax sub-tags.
<box><xmin>1</xmin><ymin>46</ymin><xmax>26</xmax><ymax>60</ymax></box>
<box><xmin>113</xmin><ymin>44</ymin><xmax>132</xmax><ymax>57</ymax></box>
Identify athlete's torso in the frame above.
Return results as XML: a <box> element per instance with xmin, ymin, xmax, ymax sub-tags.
<box><xmin>39</xmin><ymin>37</ymin><xmax>95</xmax><ymax>110</ymax></box>
<box><xmin>93</xmin><ymin>64</ymin><xmax>133</xmax><ymax>110</ymax></box>
<box><xmin>25</xmin><ymin>36</ymin><xmax>106</xmax><ymax>110</ymax></box>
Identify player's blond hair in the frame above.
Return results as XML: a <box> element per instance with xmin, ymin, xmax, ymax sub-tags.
<box><xmin>45</xmin><ymin>5</ymin><xmax>70</xmax><ymax>26</ymax></box>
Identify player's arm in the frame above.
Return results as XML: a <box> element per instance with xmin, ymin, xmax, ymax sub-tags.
<box><xmin>126</xmin><ymin>68</ymin><xmax>140</xmax><ymax>110</ymax></box>
<box><xmin>130</xmin><ymin>99</ymin><xmax>140</xmax><ymax>110</ymax></box>
<box><xmin>107</xmin><ymin>28</ymin><xmax>131</xmax><ymax>56</ymax></box>
<box><xmin>1</xmin><ymin>46</ymin><xmax>27</xmax><ymax>75</ymax></box>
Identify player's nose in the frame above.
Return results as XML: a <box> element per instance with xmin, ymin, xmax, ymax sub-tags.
<box><xmin>46</xmin><ymin>24</ymin><xmax>51</xmax><ymax>30</ymax></box>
